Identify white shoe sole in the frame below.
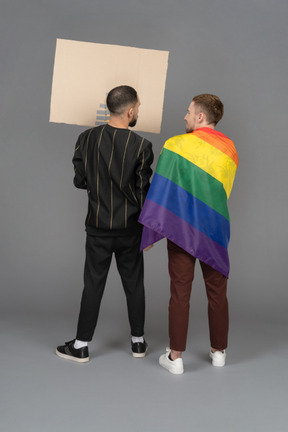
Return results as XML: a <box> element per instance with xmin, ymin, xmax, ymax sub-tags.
<box><xmin>56</xmin><ymin>349</ymin><xmax>89</xmax><ymax>363</ymax></box>
<box><xmin>211</xmin><ymin>361</ymin><xmax>225</xmax><ymax>367</ymax></box>
<box><xmin>132</xmin><ymin>347</ymin><xmax>148</xmax><ymax>358</ymax></box>
<box><xmin>159</xmin><ymin>355</ymin><xmax>184</xmax><ymax>374</ymax></box>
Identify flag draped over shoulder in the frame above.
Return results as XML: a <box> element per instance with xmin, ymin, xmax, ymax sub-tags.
<box><xmin>138</xmin><ymin>127</ymin><xmax>238</xmax><ymax>277</ymax></box>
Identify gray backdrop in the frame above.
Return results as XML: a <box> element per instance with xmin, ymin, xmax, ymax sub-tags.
<box><xmin>1</xmin><ymin>1</ymin><xmax>288</xmax><ymax>431</ymax></box>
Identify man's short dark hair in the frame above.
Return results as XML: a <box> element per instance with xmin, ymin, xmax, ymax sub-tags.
<box><xmin>106</xmin><ymin>85</ymin><xmax>138</xmax><ymax>115</ymax></box>
<box><xmin>192</xmin><ymin>94</ymin><xmax>224</xmax><ymax>125</ymax></box>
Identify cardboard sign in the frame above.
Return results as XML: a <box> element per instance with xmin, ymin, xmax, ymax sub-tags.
<box><xmin>50</xmin><ymin>39</ymin><xmax>169</xmax><ymax>133</ymax></box>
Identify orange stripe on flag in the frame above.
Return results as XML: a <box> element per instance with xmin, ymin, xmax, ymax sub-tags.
<box><xmin>193</xmin><ymin>129</ymin><xmax>239</xmax><ymax>167</ymax></box>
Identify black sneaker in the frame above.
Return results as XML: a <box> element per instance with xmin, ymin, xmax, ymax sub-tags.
<box><xmin>56</xmin><ymin>339</ymin><xmax>89</xmax><ymax>363</ymax></box>
<box><xmin>131</xmin><ymin>340</ymin><xmax>148</xmax><ymax>358</ymax></box>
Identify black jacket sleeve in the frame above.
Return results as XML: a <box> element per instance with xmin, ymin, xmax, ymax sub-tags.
<box><xmin>72</xmin><ymin>134</ymin><xmax>87</xmax><ymax>190</ymax></box>
<box><xmin>135</xmin><ymin>142</ymin><xmax>154</xmax><ymax>208</ymax></box>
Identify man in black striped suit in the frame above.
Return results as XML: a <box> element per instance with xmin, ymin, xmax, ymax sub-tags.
<box><xmin>56</xmin><ymin>86</ymin><xmax>154</xmax><ymax>362</ymax></box>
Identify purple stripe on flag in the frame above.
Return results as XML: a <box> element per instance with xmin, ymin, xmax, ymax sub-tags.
<box><xmin>140</xmin><ymin>226</ymin><xmax>164</xmax><ymax>251</ymax></box>
<box><xmin>139</xmin><ymin>199</ymin><xmax>230</xmax><ymax>277</ymax></box>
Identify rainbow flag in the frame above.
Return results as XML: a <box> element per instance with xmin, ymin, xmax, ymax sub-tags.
<box><xmin>138</xmin><ymin>127</ymin><xmax>238</xmax><ymax>277</ymax></box>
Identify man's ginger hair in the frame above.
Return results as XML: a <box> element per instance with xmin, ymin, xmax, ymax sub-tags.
<box><xmin>192</xmin><ymin>94</ymin><xmax>224</xmax><ymax>125</ymax></box>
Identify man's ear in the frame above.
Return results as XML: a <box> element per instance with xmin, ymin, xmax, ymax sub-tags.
<box><xmin>198</xmin><ymin>112</ymin><xmax>205</xmax><ymax>123</ymax></box>
<box><xmin>128</xmin><ymin>107</ymin><xmax>134</xmax><ymax>119</ymax></box>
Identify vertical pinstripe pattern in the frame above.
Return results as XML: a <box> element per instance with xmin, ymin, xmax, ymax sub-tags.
<box><xmin>139</xmin><ymin>151</ymin><xmax>145</xmax><ymax>208</ymax></box>
<box><xmin>73</xmin><ymin>124</ymin><xmax>152</xmax><ymax>233</ymax></box>
<box><xmin>137</xmin><ymin>138</ymin><xmax>145</xmax><ymax>207</ymax></box>
<box><xmin>120</xmin><ymin>130</ymin><xmax>131</xmax><ymax>190</ymax></box>
<box><xmin>110</xmin><ymin>182</ymin><xmax>113</xmax><ymax>229</ymax></box>
<box><xmin>108</xmin><ymin>130</ymin><xmax>117</xmax><ymax>229</ymax></box>
<box><xmin>84</xmin><ymin>128</ymin><xmax>94</xmax><ymax>176</ymax></box>
<box><xmin>129</xmin><ymin>184</ymin><xmax>138</xmax><ymax>203</ymax></box>
<box><xmin>137</xmin><ymin>137</ymin><xmax>144</xmax><ymax>157</ymax></box>
<box><xmin>96</xmin><ymin>126</ymin><xmax>106</xmax><ymax>228</ymax></box>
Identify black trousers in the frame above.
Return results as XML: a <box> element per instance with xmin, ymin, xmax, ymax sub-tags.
<box><xmin>76</xmin><ymin>233</ymin><xmax>145</xmax><ymax>341</ymax></box>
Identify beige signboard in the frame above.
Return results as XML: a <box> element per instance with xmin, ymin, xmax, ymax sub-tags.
<box><xmin>49</xmin><ymin>39</ymin><xmax>169</xmax><ymax>133</ymax></box>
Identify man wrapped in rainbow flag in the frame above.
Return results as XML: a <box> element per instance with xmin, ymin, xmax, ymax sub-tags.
<box><xmin>138</xmin><ymin>94</ymin><xmax>238</xmax><ymax>374</ymax></box>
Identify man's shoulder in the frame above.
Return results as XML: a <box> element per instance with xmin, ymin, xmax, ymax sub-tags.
<box><xmin>164</xmin><ymin>133</ymin><xmax>192</xmax><ymax>146</ymax></box>
<box><xmin>78</xmin><ymin>126</ymin><xmax>152</xmax><ymax>149</ymax></box>
<box><xmin>78</xmin><ymin>125</ymin><xmax>103</xmax><ymax>139</ymax></box>
<box><xmin>130</xmin><ymin>130</ymin><xmax>152</xmax><ymax>147</ymax></box>
<box><xmin>167</xmin><ymin>133</ymin><xmax>188</xmax><ymax>140</ymax></box>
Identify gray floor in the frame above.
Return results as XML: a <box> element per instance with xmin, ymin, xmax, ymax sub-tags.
<box><xmin>1</xmin><ymin>307</ymin><xmax>287</xmax><ymax>432</ymax></box>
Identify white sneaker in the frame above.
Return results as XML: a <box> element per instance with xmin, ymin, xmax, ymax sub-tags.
<box><xmin>159</xmin><ymin>348</ymin><xmax>184</xmax><ymax>374</ymax></box>
<box><xmin>210</xmin><ymin>349</ymin><xmax>226</xmax><ymax>367</ymax></box>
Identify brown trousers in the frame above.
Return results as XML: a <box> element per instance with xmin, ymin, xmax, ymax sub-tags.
<box><xmin>167</xmin><ymin>240</ymin><xmax>228</xmax><ymax>352</ymax></box>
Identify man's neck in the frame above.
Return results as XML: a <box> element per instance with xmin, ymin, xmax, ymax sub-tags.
<box><xmin>108</xmin><ymin>116</ymin><xmax>129</xmax><ymax>129</ymax></box>
<box><xmin>196</xmin><ymin>123</ymin><xmax>215</xmax><ymax>130</ymax></box>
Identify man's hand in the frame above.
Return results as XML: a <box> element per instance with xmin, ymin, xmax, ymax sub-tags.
<box><xmin>144</xmin><ymin>245</ymin><xmax>154</xmax><ymax>252</ymax></box>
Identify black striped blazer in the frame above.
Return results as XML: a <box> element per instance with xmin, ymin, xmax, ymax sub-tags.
<box><xmin>72</xmin><ymin>124</ymin><xmax>154</xmax><ymax>235</ymax></box>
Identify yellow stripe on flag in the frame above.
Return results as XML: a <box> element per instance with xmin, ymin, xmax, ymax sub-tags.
<box><xmin>164</xmin><ymin>134</ymin><xmax>237</xmax><ymax>198</ymax></box>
